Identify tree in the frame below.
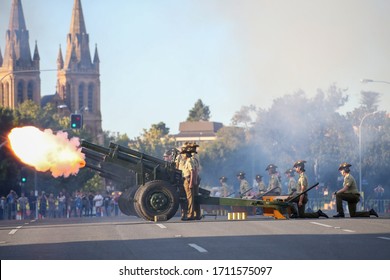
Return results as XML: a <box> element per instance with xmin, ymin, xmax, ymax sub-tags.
<box><xmin>129</xmin><ymin>122</ymin><xmax>176</xmax><ymax>157</ymax></box>
<box><xmin>187</xmin><ymin>99</ymin><xmax>211</xmax><ymax>121</ymax></box>
<box><xmin>231</xmin><ymin>105</ymin><xmax>259</xmax><ymax>128</ymax></box>
<box><xmin>360</xmin><ymin>91</ymin><xmax>380</xmax><ymax>111</ymax></box>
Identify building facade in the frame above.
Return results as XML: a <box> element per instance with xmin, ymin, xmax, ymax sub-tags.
<box><xmin>0</xmin><ymin>0</ymin><xmax>102</xmax><ymax>138</ymax></box>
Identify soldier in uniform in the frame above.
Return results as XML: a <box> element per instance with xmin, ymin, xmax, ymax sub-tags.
<box><xmin>237</xmin><ymin>172</ymin><xmax>250</xmax><ymax>198</ymax></box>
<box><xmin>180</xmin><ymin>147</ymin><xmax>196</xmax><ymax>220</ymax></box>
<box><xmin>187</xmin><ymin>142</ymin><xmax>201</xmax><ymax>219</ymax></box>
<box><xmin>333</xmin><ymin>162</ymin><xmax>378</xmax><ymax>218</ymax></box>
<box><xmin>265</xmin><ymin>164</ymin><xmax>282</xmax><ymax>195</ymax></box>
<box><xmin>285</xmin><ymin>168</ymin><xmax>297</xmax><ymax>195</ymax></box>
<box><xmin>219</xmin><ymin>176</ymin><xmax>231</xmax><ymax>197</ymax></box>
<box><xmin>289</xmin><ymin>160</ymin><xmax>328</xmax><ymax>218</ymax></box>
<box><xmin>254</xmin><ymin>175</ymin><xmax>266</xmax><ymax>197</ymax></box>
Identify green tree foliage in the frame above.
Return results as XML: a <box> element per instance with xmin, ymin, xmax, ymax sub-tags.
<box><xmin>187</xmin><ymin>99</ymin><xmax>211</xmax><ymax>121</ymax></box>
<box><xmin>129</xmin><ymin>122</ymin><xmax>176</xmax><ymax>158</ymax></box>
<box><xmin>82</xmin><ymin>173</ymin><xmax>105</xmax><ymax>193</ymax></box>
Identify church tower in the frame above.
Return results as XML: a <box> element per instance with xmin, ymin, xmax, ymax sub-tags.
<box><xmin>57</xmin><ymin>0</ymin><xmax>102</xmax><ymax>138</ymax></box>
<box><xmin>0</xmin><ymin>0</ymin><xmax>41</xmax><ymax>109</ymax></box>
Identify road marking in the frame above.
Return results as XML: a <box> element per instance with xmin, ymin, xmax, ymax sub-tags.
<box><xmin>310</xmin><ymin>222</ymin><xmax>333</xmax><ymax>228</ymax></box>
<box><xmin>342</xmin><ymin>229</ymin><xmax>356</xmax><ymax>233</ymax></box>
<box><xmin>9</xmin><ymin>229</ymin><xmax>18</xmax><ymax>235</ymax></box>
<box><xmin>156</xmin><ymin>224</ymin><xmax>166</xmax><ymax>229</ymax></box>
<box><xmin>16</xmin><ymin>226</ymin><xmax>22</xmax><ymax>229</ymax></box>
<box><xmin>188</xmin><ymin>243</ymin><xmax>208</xmax><ymax>253</ymax></box>
<box><xmin>0</xmin><ymin>241</ymin><xmax>6</xmax><ymax>244</ymax></box>
<box><xmin>377</xmin><ymin>237</ymin><xmax>390</xmax><ymax>241</ymax></box>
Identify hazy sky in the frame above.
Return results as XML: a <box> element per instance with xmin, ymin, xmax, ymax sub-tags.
<box><xmin>1</xmin><ymin>0</ymin><xmax>390</xmax><ymax>138</ymax></box>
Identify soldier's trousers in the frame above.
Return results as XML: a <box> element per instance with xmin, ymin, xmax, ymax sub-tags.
<box><xmin>335</xmin><ymin>192</ymin><xmax>370</xmax><ymax>217</ymax></box>
<box><xmin>290</xmin><ymin>195</ymin><xmax>320</xmax><ymax>218</ymax></box>
<box><xmin>183</xmin><ymin>179</ymin><xmax>195</xmax><ymax>218</ymax></box>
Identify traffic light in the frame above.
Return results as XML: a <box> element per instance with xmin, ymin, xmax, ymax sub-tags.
<box><xmin>70</xmin><ymin>113</ymin><xmax>83</xmax><ymax>129</ymax></box>
<box><xmin>20</xmin><ymin>167</ymin><xmax>28</xmax><ymax>184</ymax></box>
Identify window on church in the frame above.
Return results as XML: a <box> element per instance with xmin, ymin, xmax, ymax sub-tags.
<box><xmin>17</xmin><ymin>81</ymin><xmax>24</xmax><ymax>104</ymax></box>
<box><xmin>27</xmin><ymin>82</ymin><xmax>34</xmax><ymax>100</ymax></box>
<box><xmin>78</xmin><ymin>83</ymin><xmax>84</xmax><ymax>110</ymax></box>
<box><xmin>88</xmin><ymin>84</ymin><xmax>94</xmax><ymax>113</ymax></box>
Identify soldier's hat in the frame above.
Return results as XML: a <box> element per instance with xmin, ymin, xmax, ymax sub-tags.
<box><xmin>285</xmin><ymin>168</ymin><xmax>295</xmax><ymax>175</ymax></box>
<box><xmin>187</xmin><ymin>142</ymin><xmax>199</xmax><ymax>154</ymax></box>
<box><xmin>219</xmin><ymin>176</ymin><xmax>227</xmax><ymax>182</ymax></box>
<box><xmin>338</xmin><ymin>162</ymin><xmax>352</xmax><ymax>171</ymax></box>
<box><xmin>236</xmin><ymin>171</ymin><xmax>246</xmax><ymax>178</ymax></box>
<box><xmin>255</xmin><ymin>174</ymin><xmax>263</xmax><ymax>180</ymax></box>
<box><xmin>293</xmin><ymin>160</ymin><xmax>306</xmax><ymax>168</ymax></box>
<box><xmin>180</xmin><ymin>146</ymin><xmax>191</xmax><ymax>155</ymax></box>
<box><xmin>265</xmin><ymin>164</ymin><xmax>277</xmax><ymax>171</ymax></box>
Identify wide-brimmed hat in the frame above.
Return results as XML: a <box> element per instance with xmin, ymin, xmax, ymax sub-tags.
<box><xmin>293</xmin><ymin>160</ymin><xmax>306</xmax><ymax>168</ymax></box>
<box><xmin>338</xmin><ymin>162</ymin><xmax>352</xmax><ymax>171</ymax></box>
<box><xmin>265</xmin><ymin>164</ymin><xmax>277</xmax><ymax>171</ymax></box>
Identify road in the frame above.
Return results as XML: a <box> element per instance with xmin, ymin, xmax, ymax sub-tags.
<box><xmin>0</xmin><ymin>214</ymin><xmax>389</xmax><ymax>260</ymax></box>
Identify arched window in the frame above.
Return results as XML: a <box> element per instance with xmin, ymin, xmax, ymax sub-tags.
<box><xmin>0</xmin><ymin>83</ymin><xmax>3</xmax><ymax>106</ymax></box>
<box><xmin>17</xmin><ymin>81</ymin><xmax>24</xmax><ymax>104</ymax></box>
<box><xmin>78</xmin><ymin>83</ymin><xmax>85</xmax><ymax>110</ymax></box>
<box><xmin>27</xmin><ymin>81</ymin><xmax>34</xmax><ymax>100</ymax></box>
<box><xmin>88</xmin><ymin>84</ymin><xmax>94</xmax><ymax>112</ymax></box>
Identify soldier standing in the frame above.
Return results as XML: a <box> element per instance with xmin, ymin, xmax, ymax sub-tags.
<box><xmin>180</xmin><ymin>148</ymin><xmax>196</xmax><ymax>220</ymax></box>
<box><xmin>289</xmin><ymin>160</ymin><xmax>328</xmax><ymax>218</ymax></box>
<box><xmin>265</xmin><ymin>164</ymin><xmax>282</xmax><ymax>195</ymax></box>
<box><xmin>254</xmin><ymin>175</ymin><xmax>266</xmax><ymax>196</ymax></box>
<box><xmin>219</xmin><ymin>176</ymin><xmax>231</xmax><ymax>197</ymax></box>
<box><xmin>237</xmin><ymin>172</ymin><xmax>250</xmax><ymax>198</ymax></box>
<box><xmin>333</xmin><ymin>162</ymin><xmax>378</xmax><ymax>218</ymax></box>
<box><xmin>285</xmin><ymin>168</ymin><xmax>297</xmax><ymax>195</ymax></box>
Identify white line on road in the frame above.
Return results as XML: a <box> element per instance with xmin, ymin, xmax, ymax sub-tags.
<box><xmin>8</xmin><ymin>229</ymin><xmax>18</xmax><ymax>235</ymax></box>
<box><xmin>156</xmin><ymin>224</ymin><xmax>167</xmax><ymax>229</ymax></box>
<box><xmin>342</xmin><ymin>229</ymin><xmax>356</xmax><ymax>233</ymax></box>
<box><xmin>188</xmin><ymin>243</ymin><xmax>208</xmax><ymax>253</ymax></box>
<box><xmin>377</xmin><ymin>237</ymin><xmax>390</xmax><ymax>241</ymax></box>
<box><xmin>310</xmin><ymin>222</ymin><xmax>333</xmax><ymax>228</ymax></box>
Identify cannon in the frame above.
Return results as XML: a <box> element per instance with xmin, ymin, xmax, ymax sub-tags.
<box><xmin>80</xmin><ymin>140</ymin><xmax>317</xmax><ymax>221</ymax></box>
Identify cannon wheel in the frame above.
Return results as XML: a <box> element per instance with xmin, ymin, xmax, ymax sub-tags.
<box><xmin>118</xmin><ymin>187</ymin><xmax>138</xmax><ymax>216</ymax></box>
<box><xmin>134</xmin><ymin>180</ymin><xmax>179</xmax><ymax>221</ymax></box>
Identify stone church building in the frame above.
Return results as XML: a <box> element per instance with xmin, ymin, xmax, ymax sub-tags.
<box><xmin>0</xmin><ymin>0</ymin><xmax>102</xmax><ymax>139</ymax></box>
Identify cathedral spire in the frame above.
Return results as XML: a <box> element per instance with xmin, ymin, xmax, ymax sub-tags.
<box><xmin>57</xmin><ymin>45</ymin><xmax>64</xmax><ymax>70</ymax></box>
<box><xmin>2</xmin><ymin>0</ymin><xmax>34</xmax><ymax>69</ymax></box>
<box><xmin>69</xmin><ymin>0</ymin><xmax>87</xmax><ymax>35</ymax></box>
<box><xmin>64</xmin><ymin>0</ymin><xmax>92</xmax><ymax>70</ymax></box>
<box><xmin>8</xmin><ymin>0</ymin><xmax>27</xmax><ymax>31</ymax></box>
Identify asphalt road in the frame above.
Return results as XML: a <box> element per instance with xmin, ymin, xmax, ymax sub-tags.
<box><xmin>0</xmin><ymin>214</ymin><xmax>389</xmax><ymax>260</ymax></box>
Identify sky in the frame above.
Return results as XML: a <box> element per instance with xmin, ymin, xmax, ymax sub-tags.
<box><xmin>1</xmin><ymin>0</ymin><xmax>390</xmax><ymax>138</ymax></box>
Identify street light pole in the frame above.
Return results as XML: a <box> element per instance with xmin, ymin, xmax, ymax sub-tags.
<box><xmin>358</xmin><ymin>111</ymin><xmax>379</xmax><ymax>208</ymax></box>
<box><xmin>361</xmin><ymin>79</ymin><xmax>390</xmax><ymax>85</ymax></box>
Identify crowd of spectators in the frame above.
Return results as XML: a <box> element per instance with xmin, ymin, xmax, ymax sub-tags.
<box><xmin>0</xmin><ymin>189</ymin><xmax>121</xmax><ymax>220</ymax></box>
